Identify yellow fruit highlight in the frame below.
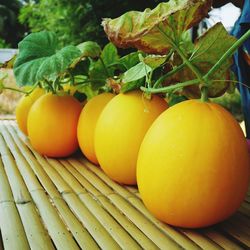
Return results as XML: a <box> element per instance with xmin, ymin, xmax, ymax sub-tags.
<box><xmin>15</xmin><ymin>87</ymin><xmax>45</xmax><ymax>135</ymax></box>
<box><xmin>95</xmin><ymin>91</ymin><xmax>167</xmax><ymax>185</ymax></box>
<box><xmin>27</xmin><ymin>93</ymin><xmax>82</xmax><ymax>157</ymax></box>
<box><xmin>137</xmin><ymin>99</ymin><xmax>250</xmax><ymax>228</ymax></box>
<box><xmin>77</xmin><ymin>92</ymin><xmax>115</xmax><ymax>164</ymax></box>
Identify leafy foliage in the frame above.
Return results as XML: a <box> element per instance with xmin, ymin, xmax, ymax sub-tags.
<box><xmin>14</xmin><ymin>31</ymin><xmax>81</xmax><ymax>86</ymax></box>
<box><xmin>0</xmin><ymin>38</ymin><xmax>10</xmax><ymax>48</ymax></box>
<box><xmin>12</xmin><ymin>0</ymin><xmax>248</xmax><ymax>106</ymax></box>
<box><xmin>173</xmin><ymin>23</ymin><xmax>237</xmax><ymax>97</ymax></box>
<box><xmin>103</xmin><ymin>0</ymin><xmax>212</xmax><ymax>54</ymax></box>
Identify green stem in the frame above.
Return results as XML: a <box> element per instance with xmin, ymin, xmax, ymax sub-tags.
<box><xmin>200</xmin><ymin>86</ymin><xmax>209</xmax><ymax>102</ymax></box>
<box><xmin>141</xmin><ymin>79</ymin><xmax>200</xmax><ymax>94</ymax></box>
<box><xmin>44</xmin><ymin>79</ymin><xmax>56</xmax><ymax>94</ymax></box>
<box><xmin>204</xmin><ymin>29</ymin><xmax>250</xmax><ymax>81</ymax></box>
<box><xmin>173</xmin><ymin>44</ymin><xmax>205</xmax><ymax>85</ymax></box>
<box><xmin>2</xmin><ymin>87</ymin><xmax>28</xmax><ymax>94</ymax></box>
<box><xmin>157</xmin><ymin>25</ymin><xmax>206</xmax><ymax>86</ymax></box>
<box><xmin>68</xmin><ymin>71</ymin><xmax>75</xmax><ymax>85</ymax></box>
<box><xmin>153</xmin><ymin>63</ymin><xmax>186</xmax><ymax>88</ymax></box>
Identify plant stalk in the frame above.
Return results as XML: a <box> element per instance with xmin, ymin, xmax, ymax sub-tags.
<box><xmin>157</xmin><ymin>25</ymin><xmax>206</xmax><ymax>86</ymax></box>
<box><xmin>153</xmin><ymin>63</ymin><xmax>186</xmax><ymax>88</ymax></box>
<box><xmin>200</xmin><ymin>86</ymin><xmax>209</xmax><ymax>102</ymax></box>
<box><xmin>141</xmin><ymin>78</ymin><xmax>200</xmax><ymax>94</ymax></box>
<box><xmin>1</xmin><ymin>87</ymin><xmax>28</xmax><ymax>94</ymax></box>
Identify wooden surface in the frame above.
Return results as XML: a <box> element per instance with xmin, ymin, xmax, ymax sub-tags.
<box><xmin>0</xmin><ymin>120</ymin><xmax>249</xmax><ymax>250</ymax></box>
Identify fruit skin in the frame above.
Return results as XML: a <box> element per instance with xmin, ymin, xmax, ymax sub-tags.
<box><xmin>77</xmin><ymin>92</ymin><xmax>115</xmax><ymax>164</ymax></box>
<box><xmin>27</xmin><ymin>93</ymin><xmax>82</xmax><ymax>157</ymax></box>
<box><xmin>137</xmin><ymin>99</ymin><xmax>250</xmax><ymax>228</ymax></box>
<box><xmin>95</xmin><ymin>90</ymin><xmax>167</xmax><ymax>185</ymax></box>
<box><xmin>15</xmin><ymin>88</ymin><xmax>45</xmax><ymax>135</ymax></box>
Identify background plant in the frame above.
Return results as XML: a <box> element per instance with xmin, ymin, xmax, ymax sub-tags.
<box><xmin>0</xmin><ymin>0</ymin><xmax>27</xmax><ymax>48</ymax></box>
<box><xmin>19</xmin><ymin>0</ymin><xmax>164</xmax><ymax>47</ymax></box>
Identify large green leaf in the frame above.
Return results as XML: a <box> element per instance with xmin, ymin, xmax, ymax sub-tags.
<box><xmin>177</xmin><ymin>23</ymin><xmax>237</xmax><ymax>97</ymax></box>
<box><xmin>77</xmin><ymin>41</ymin><xmax>101</xmax><ymax>58</ymax></box>
<box><xmin>14</xmin><ymin>31</ymin><xmax>81</xmax><ymax>86</ymax></box>
<box><xmin>102</xmin><ymin>0</ymin><xmax>212</xmax><ymax>55</ymax></box>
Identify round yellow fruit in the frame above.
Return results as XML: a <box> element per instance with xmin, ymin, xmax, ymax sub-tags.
<box><xmin>137</xmin><ymin>99</ymin><xmax>250</xmax><ymax>228</ymax></box>
<box><xmin>77</xmin><ymin>92</ymin><xmax>115</xmax><ymax>164</ymax></box>
<box><xmin>15</xmin><ymin>87</ymin><xmax>45</xmax><ymax>135</ymax></box>
<box><xmin>95</xmin><ymin>90</ymin><xmax>167</xmax><ymax>185</ymax></box>
<box><xmin>27</xmin><ymin>93</ymin><xmax>82</xmax><ymax>157</ymax></box>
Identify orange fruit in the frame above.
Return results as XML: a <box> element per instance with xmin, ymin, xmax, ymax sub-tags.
<box><xmin>15</xmin><ymin>87</ymin><xmax>45</xmax><ymax>135</ymax></box>
<box><xmin>95</xmin><ymin>90</ymin><xmax>167</xmax><ymax>185</ymax></box>
<box><xmin>77</xmin><ymin>92</ymin><xmax>115</xmax><ymax>164</ymax></box>
<box><xmin>137</xmin><ymin>99</ymin><xmax>250</xmax><ymax>228</ymax></box>
<box><xmin>27</xmin><ymin>93</ymin><xmax>82</xmax><ymax>157</ymax></box>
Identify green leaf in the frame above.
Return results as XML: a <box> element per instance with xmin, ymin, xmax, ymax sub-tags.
<box><xmin>122</xmin><ymin>62</ymin><xmax>152</xmax><ymax>83</ymax></box>
<box><xmin>121</xmin><ymin>78</ymin><xmax>145</xmax><ymax>93</ymax></box>
<box><xmin>89</xmin><ymin>59</ymin><xmax>107</xmax><ymax>90</ymax></box>
<box><xmin>178</xmin><ymin>23</ymin><xmax>237</xmax><ymax>97</ymax></box>
<box><xmin>118</xmin><ymin>52</ymin><xmax>140</xmax><ymax>70</ymax></box>
<box><xmin>77</xmin><ymin>84</ymin><xmax>98</xmax><ymax>99</ymax></box>
<box><xmin>142</xmin><ymin>55</ymin><xmax>167</xmax><ymax>69</ymax></box>
<box><xmin>77</xmin><ymin>41</ymin><xmax>102</xmax><ymax>58</ymax></box>
<box><xmin>180</xmin><ymin>30</ymin><xmax>194</xmax><ymax>54</ymax></box>
<box><xmin>102</xmin><ymin>0</ymin><xmax>212</xmax><ymax>54</ymax></box>
<box><xmin>14</xmin><ymin>31</ymin><xmax>81</xmax><ymax>86</ymax></box>
<box><xmin>88</xmin><ymin>42</ymin><xmax>120</xmax><ymax>90</ymax></box>
<box><xmin>101</xmin><ymin>42</ymin><xmax>119</xmax><ymax>67</ymax></box>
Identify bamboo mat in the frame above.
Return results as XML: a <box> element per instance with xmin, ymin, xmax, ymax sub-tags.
<box><xmin>0</xmin><ymin>120</ymin><xmax>249</xmax><ymax>250</ymax></box>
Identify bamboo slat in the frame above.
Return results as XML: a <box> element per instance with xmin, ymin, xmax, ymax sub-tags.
<box><xmin>49</xmin><ymin>159</ymin><xmax>142</xmax><ymax>249</ymax></box>
<box><xmin>5</xmin><ymin>124</ymin><xmax>101</xmax><ymax>250</ymax></box>
<box><xmin>0</xmin><ymin>125</ymin><xmax>81</xmax><ymax>250</ymax></box>
<box><xmin>0</xmin><ymin>158</ymin><xmax>30</xmax><ymax>250</ymax></box>
<box><xmin>0</xmin><ymin>120</ymin><xmax>249</xmax><ymax>250</ymax></box>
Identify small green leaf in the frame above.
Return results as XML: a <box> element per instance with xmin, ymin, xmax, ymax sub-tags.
<box><xmin>119</xmin><ymin>52</ymin><xmax>140</xmax><ymax>70</ymax></box>
<box><xmin>77</xmin><ymin>41</ymin><xmax>101</xmax><ymax>58</ymax></box>
<box><xmin>143</xmin><ymin>55</ymin><xmax>167</xmax><ymax>69</ymax></box>
<box><xmin>123</xmin><ymin>62</ymin><xmax>152</xmax><ymax>83</ymax></box>
<box><xmin>101</xmin><ymin>42</ymin><xmax>119</xmax><ymax>66</ymax></box>
<box><xmin>88</xmin><ymin>43</ymin><xmax>120</xmax><ymax>91</ymax></box>
<box><xmin>77</xmin><ymin>84</ymin><xmax>98</xmax><ymax>99</ymax></box>
<box><xmin>14</xmin><ymin>31</ymin><xmax>81</xmax><ymax>86</ymax></box>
